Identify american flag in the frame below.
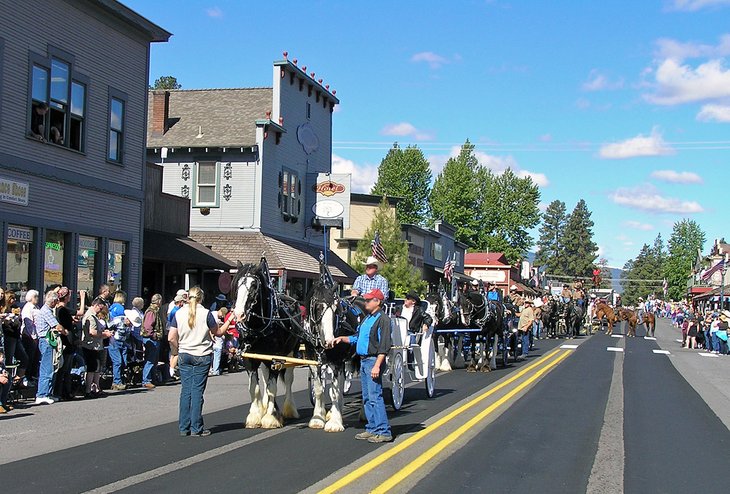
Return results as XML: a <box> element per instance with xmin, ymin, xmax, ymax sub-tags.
<box><xmin>371</xmin><ymin>231</ymin><xmax>388</xmax><ymax>264</ymax></box>
<box><xmin>443</xmin><ymin>253</ymin><xmax>456</xmax><ymax>281</ymax></box>
<box><xmin>701</xmin><ymin>259</ymin><xmax>725</xmax><ymax>281</ymax></box>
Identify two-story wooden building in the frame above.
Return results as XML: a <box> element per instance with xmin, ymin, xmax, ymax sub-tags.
<box><xmin>146</xmin><ymin>56</ymin><xmax>357</xmax><ymax>300</ymax></box>
<box><xmin>0</xmin><ymin>0</ymin><xmax>169</xmax><ymax>298</ymax></box>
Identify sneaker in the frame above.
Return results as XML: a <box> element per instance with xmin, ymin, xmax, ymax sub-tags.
<box><xmin>180</xmin><ymin>431</ymin><xmax>190</xmax><ymax>437</ymax></box>
<box><xmin>191</xmin><ymin>429</ymin><xmax>211</xmax><ymax>437</ymax></box>
<box><xmin>143</xmin><ymin>383</ymin><xmax>156</xmax><ymax>390</ymax></box>
<box><xmin>367</xmin><ymin>434</ymin><xmax>394</xmax><ymax>443</ymax></box>
<box><xmin>48</xmin><ymin>395</ymin><xmax>61</xmax><ymax>402</ymax></box>
<box><xmin>0</xmin><ymin>405</ymin><xmax>7</xmax><ymax>414</ymax></box>
<box><xmin>355</xmin><ymin>431</ymin><xmax>374</xmax><ymax>440</ymax></box>
<box><xmin>111</xmin><ymin>383</ymin><xmax>127</xmax><ymax>391</ymax></box>
<box><xmin>34</xmin><ymin>397</ymin><xmax>55</xmax><ymax>405</ymax></box>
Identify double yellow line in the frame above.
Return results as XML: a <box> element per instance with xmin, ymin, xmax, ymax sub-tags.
<box><xmin>319</xmin><ymin>347</ymin><xmax>572</xmax><ymax>494</ymax></box>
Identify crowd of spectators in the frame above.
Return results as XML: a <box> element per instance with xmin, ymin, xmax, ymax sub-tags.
<box><xmin>0</xmin><ymin>284</ymin><xmax>238</xmax><ymax>414</ymax></box>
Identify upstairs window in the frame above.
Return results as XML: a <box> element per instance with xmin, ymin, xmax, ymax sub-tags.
<box><xmin>28</xmin><ymin>51</ymin><xmax>86</xmax><ymax>152</ymax></box>
<box><xmin>279</xmin><ymin>168</ymin><xmax>300</xmax><ymax>222</ymax></box>
<box><xmin>431</xmin><ymin>242</ymin><xmax>443</xmax><ymax>262</ymax></box>
<box><xmin>193</xmin><ymin>161</ymin><xmax>220</xmax><ymax>207</ymax></box>
<box><xmin>108</xmin><ymin>95</ymin><xmax>125</xmax><ymax>162</ymax></box>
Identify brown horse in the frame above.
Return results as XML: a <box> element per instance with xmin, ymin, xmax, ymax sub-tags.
<box><xmin>618</xmin><ymin>308</ymin><xmax>638</xmax><ymax>337</ymax></box>
<box><xmin>594</xmin><ymin>301</ymin><xmax>617</xmax><ymax>335</ymax></box>
<box><xmin>643</xmin><ymin>312</ymin><xmax>656</xmax><ymax>337</ymax></box>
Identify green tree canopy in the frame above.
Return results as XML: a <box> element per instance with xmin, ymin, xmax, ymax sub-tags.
<box><xmin>621</xmin><ymin>239</ymin><xmax>665</xmax><ymax>305</ymax></box>
<box><xmin>151</xmin><ymin>75</ymin><xmax>182</xmax><ymax>90</ymax></box>
<box><xmin>371</xmin><ymin>143</ymin><xmax>432</xmax><ymax>225</ymax></box>
<box><xmin>535</xmin><ymin>200</ymin><xmax>568</xmax><ymax>276</ymax></box>
<box><xmin>475</xmin><ymin>168</ymin><xmax>541</xmax><ymax>263</ymax></box>
<box><xmin>429</xmin><ymin>141</ymin><xmax>480</xmax><ymax>245</ymax></box>
<box><xmin>562</xmin><ymin>199</ymin><xmax>599</xmax><ymax>277</ymax></box>
<box><xmin>664</xmin><ymin>219</ymin><xmax>706</xmax><ymax>301</ymax></box>
<box><xmin>351</xmin><ymin>198</ymin><xmax>426</xmax><ymax>298</ymax></box>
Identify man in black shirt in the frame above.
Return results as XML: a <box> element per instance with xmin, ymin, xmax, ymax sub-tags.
<box><xmin>30</xmin><ymin>102</ymin><xmax>49</xmax><ymax>141</ymax></box>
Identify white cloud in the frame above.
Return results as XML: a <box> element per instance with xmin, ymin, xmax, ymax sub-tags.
<box><xmin>697</xmin><ymin>103</ymin><xmax>730</xmax><ymax>122</ymax></box>
<box><xmin>582</xmin><ymin>69</ymin><xmax>624</xmax><ymax>91</ymax></box>
<box><xmin>332</xmin><ymin>154</ymin><xmax>378</xmax><ymax>193</ymax></box>
<box><xmin>644</xmin><ymin>58</ymin><xmax>730</xmax><ymax>105</ymax></box>
<box><xmin>624</xmin><ymin>220</ymin><xmax>655</xmax><ymax>231</ymax></box>
<box><xmin>655</xmin><ymin>34</ymin><xmax>730</xmax><ymax>62</ymax></box>
<box><xmin>410</xmin><ymin>51</ymin><xmax>457</xmax><ymax>69</ymax></box>
<box><xmin>380</xmin><ymin>122</ymin><xmax>434</xmax><ymax>141</ymax></box>
<box><xmin>650</xmin><ymin>169</ymin><xmax>704</xmax><ymax>184</ymax></box>
<box><xmin>599</xmin><ymin>127</ymin><xmax>675</xmax><ymax>159</ymax></box>
<box><xmin>610</xmin><ymin>185</ymin><xmax>704</xmax><ymax>214</ymax></box>
<box><xmin>206</xmin><ymin>6</ymin><xmax>223</xmax><ymax>18</ymax></box>
<box><xmin>666</xmin><ymin>0</ymin><xmax>730</xmax><ymax>11</ymax></box>
<box><xmin>427</xmin><ymin>147</ymin><xmax>549</xmax><ymax>187</ymax></box>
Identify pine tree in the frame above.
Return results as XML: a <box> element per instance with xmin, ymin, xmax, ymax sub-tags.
<box><xmin>562</xmin><ymin>200</ymin><xmax>599</xmax><ymax>277</ymax></box>
<box><xmin>664</xmin><ymin>219</ymin><xmax>706</xmax><ymax>301</ymax></box>
<box><xmin>475</xmin><ymin>168</ymin><xmax>541</xmax><ymax>264</ymax></box>
<box><xmin>597</xmin><ymin>258</ymin><xmax>613</xmax><ymax>289</ymax></box>
<box><xmin>371</xmin><ymin>143</ymin><xmax>432</xmax><ymax>225</ymax></box>
<box><xmin>351</xmin><ymin>198</ymin><xmax>427</xmax><ymax>298</ymax></box>
<box><xmin>429</xmin><ymin>140</ymin><xmax>480</xmax><ymax>246</ymax></box>
<box><xmin>535</xmin><ymin>200</ymin><xmax>568</xmax><ymax>276</ymax></box>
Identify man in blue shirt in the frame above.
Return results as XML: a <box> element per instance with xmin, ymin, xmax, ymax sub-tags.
<box><xmin>330</xmin><ymin>288</ymin><xmax>392</xmax><ymax>443</ymax></box>
<box><xmin>351</xmin><ymin>256</ymin><xmax>389</xmax><ymax>299</ymax></box>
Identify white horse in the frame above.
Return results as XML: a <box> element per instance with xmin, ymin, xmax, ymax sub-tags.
<box><xmin>232</xmin><ymin>260</ymin><xmax>300</xmax><ymax>429</ymax></box>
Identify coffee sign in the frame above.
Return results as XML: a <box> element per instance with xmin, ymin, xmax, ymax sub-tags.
<box><xmin>0</xmin><ymin>177</ymin><xmax>29</xmax><ymax>206</ymax></box>
<box><xmin>311</xmin><ymin>173</ymin><xmax>351</xmax><ymax>229</ymax></box>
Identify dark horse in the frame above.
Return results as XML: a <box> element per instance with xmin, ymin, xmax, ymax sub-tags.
<box><xmin>567</xmin><ymin>302</ymin><xmax>585</xmax><ymax>339</ymax></box>
<box><xmin>303</xmin><ymin>261</ymin><xmax>362</xmax><ymax>432</ymax></box>
<box><xmin>231</xmin><ymin>257</ymin><xmax>303</xmax><ymax>429</ymax></box>
<box><xmin>458</xmin><ymin>291</ymin><xmax>504</xmax><ymax>372</ymax></box>
<box><xmin>542</xmin><ymin>298</ymin><xmax>560</xmax><ymax>338</ymax></box>
<box><xmin>426</xmin><ymin>285</ymin><xmax>463</xmax><ymax>371</ymax></box>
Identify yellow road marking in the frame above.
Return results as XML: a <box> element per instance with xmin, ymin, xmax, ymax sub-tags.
<box><xmin>371</xmin><ymin>349</ymin><xmax>572</xmax><ymax>493</ymax></box>
<box><xmin>318</xmin><ymin>347</ymin><xmax>565</xmax><ymax>494</ymax></box>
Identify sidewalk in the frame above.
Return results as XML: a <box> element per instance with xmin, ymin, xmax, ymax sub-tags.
<box><xmin>0</xmin><ymin>368</ymin><xmax>311</xmax><ymax>465</ymax></box>
<box><xmin>654</xmin><ymin>318</ymin><xmax>730</xmax><ymax>430</ymax></box>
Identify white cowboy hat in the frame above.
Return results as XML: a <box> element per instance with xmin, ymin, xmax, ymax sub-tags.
<box><xmin>533</xmin><ymin>298</ymin><xmax>544</xmax><ymax>308</ymax></box>
<box><xmin>124</xmin><ymin>309</ymin><xmax>143</xmax><ymax>328</ymax></box>
<box><xmin>471</xmin><ymin>279</ymin><xmax>480</xmax><ymax>286</ymax></box>
<box><xmin>362</xmin><ymin>256</ymin><xmax>382</xmax><ymax>269</ymax></box>
<box><xmin>510</xmin><ymin>284</ymin><xmax>518</xmax><ymax>291</ymax></box>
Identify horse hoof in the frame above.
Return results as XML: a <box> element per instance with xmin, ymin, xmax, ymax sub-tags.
<box><xmin>282</xmin><ymin>401</ymin><xmax>299</xmax><ymax>420</ymax></box>
<box><xmin>481</xmin><ymin>366</ymin><xmax>491</xmax><ymax>373</ymax></box>
<box><xmin>324</xmin><ymin>421</ymin><xmax>345</xmax><ymax>433</ymax></box>
<box><xmin>261</xmin><ymin>414</ymin><xmax>283</xmax><ymax>429</ymax></box>
<box><xmin>245</xmin><ymin>418</ymin><xmax>262</xmax><ymax>429</ymax></box>
<box><xmin>466</xmin><ymin>366</ymin><xmax>477</xmax><ymax>373</ymax></box>
<box><xmin>308</xmin><ymin>418</ymin><xmax>325</xmax><ymax>429</ymax></box>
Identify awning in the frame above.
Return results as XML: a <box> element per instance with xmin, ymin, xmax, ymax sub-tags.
<box><xmin>434</xmin><ymin>267</ymin><xmax>477</xmax><ymax>282</ymax></box>
<box><xmin>143</xmin><ymin>231</ymin><xmax>234</xmax><ymax>270</ymax></box>
<box><xmin>191</xmin><ymin>231</ymin><xmax>358</xmax><ymax>283</ymax></box>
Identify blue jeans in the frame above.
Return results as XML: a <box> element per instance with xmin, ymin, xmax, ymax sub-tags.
<box><xmin>520</xmin><ymin>331</ymin><xmax>530</xmax><ymax>357</ymax></box>
<box><xmin>532</xmin><ymin>321</ymin><xmax>542</xmax><ymax>339</ymax></box>
<box><xmin>178</xmin><ymin>353</ymin><xmax>212</xmax><ymax>434</ymax></box>
<box><xmin>143</xmin><ymin>338</ymin><xmax>160</xmax><ymax>385</ymax></box>
<box><xmin>360</xmin><ymin>357</ymin><xmax>391</xmax><ymax>436</ymax></box>
<box><xmin>211</xmin><ymin>345</ymin><xmax>222</xmax><ymax>374</ymax></box>
<box><xmin>108</xmin><ymin>338</ymin><xmax>127</xmax><ymax>385</ymax></box>
<box><xmin>36</xmin><ymin>337</ymin><xmax>55</xmax><ymax>398</ymax></box>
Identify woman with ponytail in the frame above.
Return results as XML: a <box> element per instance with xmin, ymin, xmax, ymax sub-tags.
<box><xmin>168</xmin><ymin>286</ymin><xmax>236</xmax><ymax>436</ymax></box>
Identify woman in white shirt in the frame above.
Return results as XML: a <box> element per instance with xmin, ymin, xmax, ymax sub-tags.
<box><xmin>168</xmin><ymin>286</ymin><xmax>235</xmax><ymax>437</ymax></box>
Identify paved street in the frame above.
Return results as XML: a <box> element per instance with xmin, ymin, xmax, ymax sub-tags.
<box><xmin>2</xmin><ymin>319</ymin><xmax>729</xmax><ymax>493</ymax></box>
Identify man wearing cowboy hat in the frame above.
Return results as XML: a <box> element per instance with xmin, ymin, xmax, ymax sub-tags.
<box><xmin>517</xmin><ymin>298</ymin><xmax>535</xmax><ymax>359</ymax></box>
<box><xmin>351</xmin><ymin>256</ymin><xmax>390</xmax><ymax>300</ymax></box>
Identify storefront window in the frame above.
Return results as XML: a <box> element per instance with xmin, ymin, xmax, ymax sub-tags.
<box><xmin>108</xmin><ymin>240</ymin><xmax>126</xmax><ymax>292</ymax></box>
<box><xmin>44</xmin><ymin>230</ymin><xmax>65</xmax><ymax>290</ymax></box>
<box><xmin>78</xmin><ymin>236</ymin><xmax>98</xmax><ymax>295</ymax></box>
<box><xmin>6</xmin><ymin>225</ymin><xmax>33</xmax><ymax>298</ymax></box>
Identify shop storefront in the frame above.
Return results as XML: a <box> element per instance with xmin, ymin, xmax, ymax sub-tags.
<box><xmin>108</xmin><ymin>240</ymin><xmax>126</xmax><ymax>293</ymax></box>
<box><xmin>5</xmin><ymin>225</ymin><xmax>33</xmax><ymax>297</ymax></box>
<box><xmin>78</xmin><ymin>236</ymin><xmax>98</xmax><ymax>295</ymax></box>
<box><xmin>43</xmin><ymin>230</ymin><xmax>65</xmax><ymax>291</ymax></box>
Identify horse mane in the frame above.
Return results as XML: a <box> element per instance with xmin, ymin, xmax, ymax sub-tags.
<box><xmin>231</xmin><ymin>262</ymin><xmax>262</xmax><ymax>301</ymax></box>
<box><xmin>305</xmin><ymin>280</ymin><xmax>337</xmax><ymax>312</ymax></box>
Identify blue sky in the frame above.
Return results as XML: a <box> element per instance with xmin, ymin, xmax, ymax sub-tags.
<box><xmin>127</xmin><ymin>0</ymin><xmax>730</xmax><ymax>267</ymax></box>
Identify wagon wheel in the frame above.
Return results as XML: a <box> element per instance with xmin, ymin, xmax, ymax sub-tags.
<box><xmin>501</xmin><ymin>332</ymin><xmax>509</xmax><ymax>368</ymax></box>
<box><xmin>390</xmin><ymin>352</ymin><xmax>405</xmax><ymax>410</ymax></box>
<box><xmin>425</xmin><ymin>340</ymin><xmax>436</xmax><ymax>399</ymax></box>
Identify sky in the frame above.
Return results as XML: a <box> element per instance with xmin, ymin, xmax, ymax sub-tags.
<box><xmin>126</xmin><ymin>0</ymin><xmax>730</xmax><ymax>268</ymax></box>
